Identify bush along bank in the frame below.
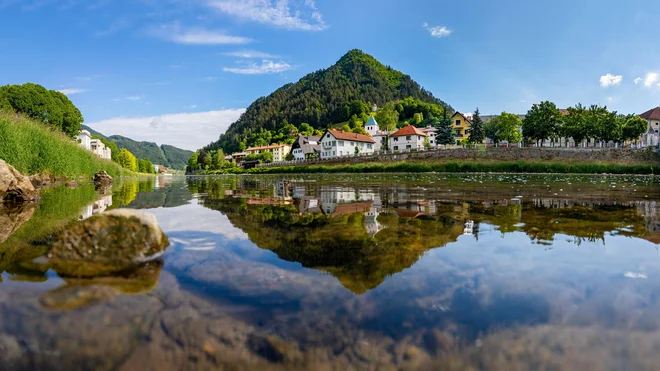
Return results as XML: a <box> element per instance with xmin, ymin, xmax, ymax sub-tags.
<box><xmin>248</xmin><ymin>160</ymin><xmax>658</xmax><ymax>175</ymax></box>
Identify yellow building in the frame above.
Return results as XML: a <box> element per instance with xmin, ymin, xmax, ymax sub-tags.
<box><xmin>245</xmin><ymin>144</ymin><xmax>292</xmax><ymax>162</ymax></box>
<box><xmin>451</xmin><ymin>112</ymin><xmax>471</xmax><ymax>142</ymax></box>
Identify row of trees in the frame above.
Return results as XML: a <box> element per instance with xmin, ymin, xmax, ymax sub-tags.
<box><xmin>0</xmin><ymin>83</ymin><xmax>84</xmax><ymax>137</ymax></box>
<box><xmin>116</xmin><ymin>148</ymin><xmax>156</xmax><ymax>173</ymax></box>
<box><xmin>187</xmin><ymin>148</ymin><xmax>241</xmax><ymax>172</ymax></box>
<box><xmin>522</xmin><ymin>101</ymin><xmax>648</xmax><ymax>146</ymax></box>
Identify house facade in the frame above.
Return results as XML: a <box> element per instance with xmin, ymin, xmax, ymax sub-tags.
<box><xmin>246</xmin><ymin>144</ymin><xmax>291</xmax><ymax>162</ymax></box>
<box><xmin>320</xmin><ymin>129</ymin><xmax>376</xmax><ymax>159</ymax></box>
<box><xmin>420</xmin><ymin>126</ymin><xmax>438</xmax><ymax>147</ymax></box>
<box><xmin>76</xmin><ymin>130</ymin><xmax>111</xmax><ymax>160</ymax></box>
<box><xmin>290</xmin><ymin>135</ymin><xmax>321</xmax><ymax>160</ymax></box>
<box><xmin>389</xmin><ymin>125</ymin><xmax>427</xmax><ymax>151</ymax></box>
<box><xmin>364</xmin><ymin>116</ymin><xmax>392</xmax><ymax>151</ymax></box>
<box><xmin>451</xmin><ymin>112</ymin><xmax>471</xmax><ymax>143</ymax></box>
<box><xmin>640</xmin><ymin>106</ymin><xmax>660</xmax><ymax>147</ymax></box>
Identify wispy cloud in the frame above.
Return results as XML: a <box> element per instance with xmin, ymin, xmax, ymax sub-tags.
<box><xmin>223</xmin><ymin>60</ymin><xmax>292</xmax><ymax>75</ymax></box>
<box><xmin>643</xmin><ymin>72</ymin><xmax>659</xmax><ymax>87</ymax></box>
<box><xmin>57</xmin><ymin>88</ymin><xmax>87</xmax><ymax>95</ymax></box>
<box><xmin>222</xmin><ymin>49</ymin><xmax>280</xmax><ymax>59</ymax></box>
<box><xmin>599</xmin><ymin>73</ymin><xmax>622</xmax><ymax>87</ymax></box>
<box><xmin>633</xmin><ymin>77</ymin><xmax>643</xmax><ymax>85</ymax></box>
<box><xmin>95</xmin><ymin>18</ymin><xmax>131</xmax><ymax>37</ymax></box>
<box><xmin>147</xmin><ymin>21</ymin><xmax>252</xmax><ymax>45</ymax></box>
<box><xmin>85</xmin><ymin>109</ymin><xmax>246</xmax><ymax>150</ymax></box>
<box><xmin>125</xmin><ymin>95</ymin><xmax>145</xmax><ymax>101</ymax></box>
<box><xmin>207</xmin><ymin>0</ymin><xmax>327</xmax><ymax>31</ymax></box>
<box><xmin>422</xmin><ymin>22</ymin><xmax>452</xmax><ymax>38</ymax></box>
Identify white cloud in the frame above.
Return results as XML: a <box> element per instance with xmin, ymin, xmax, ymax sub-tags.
<box><xmin>223</xmin><ymin>60</ymin><xmax>292</xmax><ymax>75</ymax></box>
<box><xmin>422</xmin><ymin>22</ymin><xmax>452</xmax><ymax>38</ymax></box>
<box><xmin>85</xmin><ymin>109</ymin><xmax>245</xmax><ymax>150</ymax></box>
<box><xmin>222</xmin><ymin>49</ymin><xmax>280</xmax><ymax>59</ymax></box>
<box><xmin>624</xmin><ymin>272</ymin><xmax>647</xmax><ymax>279</ymax></box>
<box><xmin>643</xmin><ymin>72</ymin><xmax>659</xmax><ymax>87</ymax></box>
<box><xmin>599</xmin><ymin>73</ymin><xmax>622</xmax><ymax>87</ymax></box>
<box><xmin>633</xmin><ymin>77</ymin><xmax>643</xmax><ymax>84</ymax></box>
<box><xmin>606</xmin><ymin>96</ymin><xmax>615</xmax><ymax>102</ymax></box>
<box><xmin>148</xmin><ymin>21</ymin><xmax>252</xmax><ymax>45</ymax></box>
<box><xmin>207</xmin><ymin>0</ymin><xmax>327</xmax><ymax>31</ymax></box>
<box><xmin>57</xmin><ymin>88</ymin><xmax>87</xmax><ymax>95</ymax></box>
<box><xmin>125</xmin><ymin>95</ymin><xmax>144</xmax><ymax>101</ymax></box>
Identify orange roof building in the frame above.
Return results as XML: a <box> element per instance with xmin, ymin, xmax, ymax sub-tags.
<box><xmin>320</xmin><ymin>129</ymin><xmax>376</xmax><ymax>159</ymax></box>
<box><xmin>389</xmin><ymin>125</ymin><xmax>428</xmax><ymax>152</ymax></box>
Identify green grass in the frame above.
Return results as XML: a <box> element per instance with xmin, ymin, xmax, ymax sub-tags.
<box><xmin>250</xmin><ymin>160</ymin><xmax>658</xmax><ymax>175</ymax></box>
<box><xmin>0</xmin><ymin>112</ymin><xmax>130</xmax><ymax>178</ymax></box>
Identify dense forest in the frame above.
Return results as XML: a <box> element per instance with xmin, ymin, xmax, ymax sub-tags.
<box><xmin>205</xmin><ymin>49</ymin><xmax>452</xmax><ymax>154</ymax></box>
<box><xmin>84</xmin><ymin>126</ymin><xmax>193</xmax><ymax>170</ymax></box>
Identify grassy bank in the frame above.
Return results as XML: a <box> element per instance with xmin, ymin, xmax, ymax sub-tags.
<box><xmin>0</xmin><ymin>112</ymin><xmax>130</xmax><ymax>178</ymax></box>
<box><xmin>249</xmin><ymin>159</ymin><xmax>658</xmax><ymax>175</ymax></box>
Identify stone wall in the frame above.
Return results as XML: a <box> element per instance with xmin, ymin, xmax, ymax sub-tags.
<box><xmin>260</xmin><ymin>147</ymin><xmax>660</xmax><ymax>168</ymax></box>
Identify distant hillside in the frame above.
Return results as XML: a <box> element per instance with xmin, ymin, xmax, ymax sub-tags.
<box><xmin>83</xmin><ymin>125</ymin><xmax>193</xmax><ymax>170</ymax></box>
<box><xmin>206</xmin><ymin>49</ymin><xmax>451</xmax><ymax>153</ymax></box>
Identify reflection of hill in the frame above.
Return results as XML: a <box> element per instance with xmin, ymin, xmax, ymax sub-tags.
<box><xmin>116</xmin><ymin>178</ymin><xmax>193</xmax><ymax>209</ymax></box>
<box><xmin>200</xmin><ymin>197</ymin><xmax>463</xmax><ymax>294</ymax></box>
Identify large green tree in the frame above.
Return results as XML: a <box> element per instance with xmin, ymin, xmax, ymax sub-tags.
<box><xmin>467</xmin><ymin>108</ymin><xmax>485</xmax><ymax>144</ymax></box>
<box><xmin>483</xmin><ymin>118</ymin><xmax>501</xmax><ymax>145</ymax></box>
<box><xmin>621</xmin><ymin>115</ymin><xmax>648</xmax><ymax>143</ymax></box>
<box><xmin>498</xmin><ymin>112</ymin><xmax>523</xmax><ymax>144</ymax></box>
<box><xmin>375</xmin><ymin>102</ymin><xmax>399</xmax><ymax>132</ymax></box>
<box><xmin>562</xmin><ymin>104</ymin><xmax>589</xmax><ymax>146</ymax></box>
<box><xmin>117</xmin><ymin>148</ymin><xmax>137</xmax><ymax>172</ymax></box>
<box><xmin>522</xmin><ymin>101</ymin><xmax>562</xmax><ymax>146</ymax></box>
<box><xmin>436</xmin><ymin>110</ymin><xmax>455</xmax><ymax>146</ymax></box>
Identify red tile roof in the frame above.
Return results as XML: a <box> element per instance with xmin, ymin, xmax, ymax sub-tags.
<box><xmin>640</xmin><ymin>107</ymin><xmax>660</xmax><ymax>121</ymax></box>
<box><xmin>326</xmin><ymin>129</ymin><xmax>375</xmax><ymax>143</ymax></box>
<box><xmin>391</xmin><ymin>125</ymin><xmax>427</xmax><ymax>137</ymax></box>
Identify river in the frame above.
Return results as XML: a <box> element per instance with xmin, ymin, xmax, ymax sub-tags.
<box><xmin>1</xmin><ymin>173</ymin><xmax>659</xmax><ymax>370</ymax></box>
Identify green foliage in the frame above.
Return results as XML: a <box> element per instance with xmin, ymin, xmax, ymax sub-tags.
<box><xmin>467</xmin><ymin>108</ymin><xmax>485</xmax><ymax>144</ymax></box>
<box><xmin>483</xmin><ymin>118</ymin><xmax>501</xmax><ymax>144</ymax></box>
<box><xmin>0</xmin><ymin>97</ymin><xmax>12</xmax><ymax>112</ymax></box>
<box><xmin>413</xmin><ymin>112</ymin><xmax>423</xmax><ymax>125</ymax></box>
<box><xmin>299</xmin><ymin>122</ymin><xmax>314</xmax><ymax>135</ymax></box>
<box><xmin>498</xmin><ymin>112</ymin><xmax>523</xmax><ymax>143</ymax></box>
<box><xmin>117</xmin><ymin>148</ymin><xmax>137</xmax><ymax>171</ymax></box>
<box><xmin>423</xmin><ymin>136</ymin><xmax>431</xmax><ymax>150</ymax></box>
<box><xmin>622</xmin><ymin>115</ymin><xmax>648</xmax><ymax>142</ymax></box>
<box><xmin>0</xmin><ymin>83</ymin><xmax>84</xmax><ymax>137</ymax></box>
<box><xmin>187</xmin><ymin>152</ymin><xmax>199</xmax><ymax>172</ymax></box>
<box><xmin>137</xmin><ymin>158</ymin><xmax>155</xmax><ymax>173</ymax></box>
<box><xmin>0</xmin><ymin>112</ymin><xmax>128</xmax><ymax>178</ymax></box>
<box><xmin>206</xmin><ymin>49</ymin><xmax>450</xmax><ymax>153</ymax></box>
<box><xmin>160</xmin><ymin>144</ymin><xmax>194</xmax><ymax>170</ymax></box>
<box><xmin>375</xmin><ymin>102</ymin><xmax>399</xmax><ymax>131</ymax></box>
<box><xmin>244</xmin><ymin>151</ymin><xmax>274</xmax><ymax>163</ymax></box>
<box><xmin>92</xmin><ymin>135</ymin><xmax>119</xmax><ymax>162</ymax></box>
<box><xmin>436</xmin><ymin>111</ymin><xmax>455</xmax><ymax>145</ymax></box>
<box><xmin>522</xmin><ymin>101</ymin><xmax>562</xmax><ymax>145</ymax></box>
<box><xmin>394</xmin><ymin>96</ymin><xmax>447</xmax><ymax>125</ymax></box>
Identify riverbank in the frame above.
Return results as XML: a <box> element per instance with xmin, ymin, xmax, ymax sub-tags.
<box><xmin>248</xmin><ymin>158</ymin><xmax>658</xmax><ymax>175</ymax></box>
<box><xmin>0</xmin><ymin>112</ymin><xmax>130</xmax><ymax>179</ymax></box>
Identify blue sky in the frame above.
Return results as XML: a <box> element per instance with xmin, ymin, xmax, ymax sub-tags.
<box><xmin>1</xmin><ymin>0</ymin><xmax>659</xmax><ymax>150</ymax></box>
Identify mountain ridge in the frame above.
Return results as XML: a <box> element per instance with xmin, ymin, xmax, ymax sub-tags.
<box><xmin>83</xmin><ymin>125</ymin><xmax>193</xmax><ymax>170</ymax></box>
<box><xmin>205</xmin><ymin>49</ymin><xmax>451</xmax><ymax>153</ymax></box>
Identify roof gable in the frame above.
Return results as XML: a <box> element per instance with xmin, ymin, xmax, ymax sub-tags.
<box><xmin>451</xmin><ymin>112</ymin><xmax>472</xmax><ymax>123</ymax></box>
<box><xmin>325</xmin><ymin>129</ymin><xmax>376</xmax><ymax>143</ymax></box>
<box><xmin>640</xmin><ymin>107</ymin><xmax>660</xmax><ymax>121</ymax></box>
<box><xmin>365</xmin><ymin>116</ymin><xmax>378</xmax><ymax>127</ymax></box>
<box><xmin>391</xmin><ymin>125</ymin><xmax>427</xmax><ymax>137</ymax></box>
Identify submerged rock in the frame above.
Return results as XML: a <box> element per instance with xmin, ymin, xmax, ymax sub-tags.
<box><xmin>29</xmin><ymin>173</ymin><xmax>51</xmax><ymax>188</ymax></box>
<box><xmin>0</xmin><ymin>203</ymin><xmax>36</xmax><ymax>244</ymax></box>
<box><xmin>48</xmin><ymin>209</ymin><xmax>169</xmax><ymax>277</ymax></box>
<box><xmin>93</xmin><ymin>170</ymin><xmax>113</xmax><ymax>189</ymax></box>
<box><xmin>0</xmin><ymin>159</ymin><xmax>38</xmax><ymax>202</ymax></box>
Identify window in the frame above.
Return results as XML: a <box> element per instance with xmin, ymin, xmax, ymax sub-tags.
<box><xmin>333</xmin><ymin>151</ymin><xmax>336</xmax><ymax>156</ymax></box>
<box><xmin>367</xmin><ymin>144</ymin><xmax>372</xmax><ymax>149</ymax></box>
<box><xmin>406</xmin><ymin>136</ymin><xmax>411</xmax><ymax>141</ymax></box>
<box><xmin>338</xmin><ymin>140</ymin><xmax>344</xmax><ymax>146</ymax></box>
<box><xmin>393</xmin><ymin>137</ymin><xmax>398</xmax><ymax>142</ymax></box>
<box><xmin>393</xmin><ymin>146</ymin><xmax>399</xmax><ymax>150</ymax></box>
<box><xmin>406</xmin><ymin>145</ymin><xmax>411</xmax><ymax>149</ymax></box>
<box><xmin>332</xmin><ymin>141</ymin><xmax>336</xmax><ymax>146</ymax></box>
<box><xmin>456</xmin><ymin>120</ymin><xmax>460</xmax><ymax>126</ymax></box>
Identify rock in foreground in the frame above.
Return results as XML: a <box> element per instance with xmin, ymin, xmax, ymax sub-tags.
<box><xmin>93</xmin><ymin>170</ymin><xmax>113</xmax><ymax>187</ymax></box>
<box><xmin>0</xmin><ymin>159</ymin><xmax>38</xmax><ymax>203</ymax></box>
<box><xmin>48</xmin><ymin>209</ymin><xmax>169</xmax><ymax>277</ymax></box>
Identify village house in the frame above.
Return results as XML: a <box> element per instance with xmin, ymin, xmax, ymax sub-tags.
<box><xmin>364</xmin><ymin>116</ymin><xmax>391</xmax><ymax>151</ymax></box>
<box><xmin>245</xmin><ymin>144</ymin><xmax>291</xmax><ymax>162</ymax></box>
<box><xmin>389</xmin><ymin>125</ymin><xmax>427</xmax><ymax>151</ymax></box>
<box><xmin>76</xmin><ymin>130</ymin><xmax>111</xmax><ymax>160</ymax></box>
<box><xmin>420</xmin><ymin>125</ymin><xmax>438</xmax><ymax>147</ymax></box>
<box><xmin>320</xmin><ymin>129</ymin><xmax>376</xmax><ymax>159</ymax></box>
<box><xmin>451</xmin><ymin>112</ymin><xmax>471</xmax><ymax>143</ymax></box>
<box><xmin>640</xmin><ymin>106</ymin><xmax>660</xmax><ymax>147</ymax></box>
<box><xmin>290</xmin><ymin>134</ymin><xmax>321</xmax><ymax>160</ymax></box>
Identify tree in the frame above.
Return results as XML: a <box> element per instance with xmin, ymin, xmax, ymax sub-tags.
<box><xmin>588</xmin><ymin>105</ymin><xmax>619</xmax><ymax>145</ymax></box>
<box><xmin>49</xmin><ymin>90</ymin><xmax>84</xmax><ymax>137</ymax></box>
<box><xmin>138</xmin><ymin>158</ymin><xmax>155</xmax><ymax>173</ymax></box>
<box><xmin>522</xmin><ymin>101</ymin><xmax>562</xmax><ymax>146</ymax></box>
<box><xmin>467</xmin><ymin>108</ymin><xmax>485</xmax><ymax>144</ymax></box>
<box><xmin>341</xmin><ymin>124</ymin><xmax>352</xmax><ymax>133</ymax></box>
<box><xmin>244</xmin><ymin>151</ymin><xmax>273</xmax><ymax>163</ymax></box>
<box><xmin>621</xmin><ymin>115</ymin><xmax>648</xmax><ymax>143</ymax></box>
<box><xmin>436</xmin><ymin>110</ymin><xmax>455</xmax><ymax>146</ymax></box>
<box><xmin>299</xmin><ymin>122</ymin><xmax>314</xmax><ymax>136</ymax></box>
<box><xmin>498</xmin><ymin>112</ymin><xmax>523</xmax><ymax>144</ymax></box>
<box><xmin>483</xmin><ymin>118</ymin><xmax>501</xmax><ymax>145</ymax></box>
<box><xmin>354</xmin><ymin>146</ymin><xmax>360</xmax><ymax>156</ymax></box>
<box><xmin>413</xmin><ymin>112</ymin><xmax>423</xmax><ymax>126</ymax></box>
<box><xmin>562</xmin><ymin>104</ymin><xmax>588</xmax><ymax>146</ymax></box>
<box><xmin>423</xmin><ymin>135</ymin><xmax>431</xmax><ymax>150</ymax></box>
<box><xmin>0</xmin><ymin>97</ymin><xmax>12</xmax><ymax>112</ymax></box>
<box><xmin>375</xmin><ymin>102</ymin><xmax>399</xmax><ymax>132</ymax></box>
<box><xmin>211</xmin><ymin>149</ymin><xmax>229</xmax><ymax>169</ymax></box>
<box><xmin>117</xmin><ymin>148</ymin><xmax>137</xmax><ymax>172</ymax></box>
<box><xmin>187</xmin><ymin>152</ymin><xmax>199</xmax><ymax>172</ymax></box>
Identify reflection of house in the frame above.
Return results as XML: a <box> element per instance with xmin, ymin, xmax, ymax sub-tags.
<box><xmin>640</xmin><ymin>106</ymin><xmax>660</xmax><ymax>147</ymax></box>
<box><xmin>76</xmin><ymin>130</ymin><xmax>112</xmax><ymax>159</ymax></box>
<box><xmin>290</xmin><ymin>135</ymin><xmax>321</xmax><ymax>160</ymax></box>
<box><xmin>80</xmin><ymin>195</ymin><xmax>113</xmax><ymax>220</ymax></box>
<box><xmin>389</xmin><ymin>125</ymin><xmax>427</xmax><ymax>151</ymax></box>
<box><xmin>324</xmin><ymin>201</ymin><xmax>373</xmax><ymax>216</ymax></box>
<box><xmin>364</xmin><ymin>206</ymin><xmax>384</xmax><ymax>237</ymax></box>
<box><xmin>296</xmin><ymin>196</ymin><xmax>322</xmax><ymax>214</ymax></box>
<box><xmin>246</xmin><ymin>144</ymin><xmax>291</xmax><ymax>162</ymax></box>
<box><xmin>320</xmin><ymin>129</ymin><xmax>376</xmax><ymax>159</ymax></box>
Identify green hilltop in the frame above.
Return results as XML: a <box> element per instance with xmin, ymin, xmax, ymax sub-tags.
<box><xmin>205</xmin><ymin>49</ymin><xmax>451</xmax><ymax>154</ymax></box>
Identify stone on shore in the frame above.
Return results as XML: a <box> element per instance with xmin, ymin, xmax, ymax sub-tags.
<box><xmin>93</xmin><ymin>170</ymin><xmax>113</xmax><ymax>187</ymax></box>
<box><xmin>0</xmin><ymin>159</ymin><xmax>38</xmax><ymax>203</ymax></box>
<box><xmin>0</xmin><ymin>203</ymin><xmax>36</xmax><ymax>244</ymax></box>
<box><xmin>48</xmin><ymin>209</ymin><xmax>169</xmax><ymax>277</ymax></box>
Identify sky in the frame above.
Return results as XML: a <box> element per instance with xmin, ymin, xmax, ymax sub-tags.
<box><xmin>1</xmin><ymin>0</ymin><xmax>659</xmax><ymax>150</ymax></box>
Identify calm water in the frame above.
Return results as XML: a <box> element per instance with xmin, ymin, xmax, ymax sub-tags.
<box><xmin>1</xmin><ymin>173</ymin><xmax>660</xmax><ymax>370</ymax></box>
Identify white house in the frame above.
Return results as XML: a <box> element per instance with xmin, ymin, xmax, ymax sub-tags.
<box><xmin>77</xmin><ymin>130</ymin><xmax>111</xmax><ymax>160</ymax></box>
<box><xmin>77</xmin><ymin>129</ymin><xmax>91</xmax><ymax>149</ymax></box>
<box><xmin>640</xmin><ymin>106</ymin><xmax>660</xmax><ymax>147</ymax></box>
<box><xmin>389</xmin><ymin>125</ymin><xmax>427</xmax><ymax>151</ymax></box>
<box><xmin>290</xmin><ymin>135</ymin><xmax>321</xmax><ymax>160</ymax></box>
<box><xmin>420</xmin><ymin>126</ymin><xmax>438</xmax><ymax>148</ymax></box>
<box><xmin>320</xmin><ymin>129</ymin><xmax>376</xmax><ymax>159</ymax></box>
<box><xmin>364</xmin><ymin>116</ymin><xmax>392</xmax><ymax>151</ymax></box>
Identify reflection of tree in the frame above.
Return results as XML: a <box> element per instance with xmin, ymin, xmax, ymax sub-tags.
<box><xmin>116</xmin><ymin>182</ymin><xmax>137</xmax><ymax>207</ymax></box>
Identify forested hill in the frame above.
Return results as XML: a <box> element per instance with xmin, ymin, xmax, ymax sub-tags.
<box><xmin>206</xmin><ymin>49</ymin><xmax>451</xmax><ymax>153</ymax></box>
<box><xmin>83</xmin><ymin>125</ymin><xmax>193</xmax><ymax>170</ymax></box>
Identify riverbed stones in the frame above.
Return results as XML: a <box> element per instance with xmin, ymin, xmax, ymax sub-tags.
<box><xmin>48</xmin><ymin>209</ymin><xmax>169</xmax><ymax>277</ymax></box>
<box><xmin>93</xmin><ymin>170</ymin><xmax>113</xmax><ymax>187</ymax></box>
<box><xmin>0</xmin><ymin>159</ymin><xmax>38</xmax><ymax>202</ymax></box>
